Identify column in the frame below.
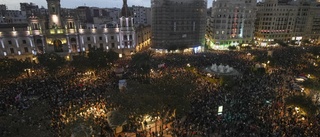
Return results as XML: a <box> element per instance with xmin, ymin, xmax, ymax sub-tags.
<box><xmin>15</xmin><ymin>38</ymin><xmax>20</xmax><ymax>48</ymax></box>
<box><xmin>105</xmin><ymin>34</ymin><xmax>108</xmax><ymax>50</ymax></box>
<box><xmin>29</xmin><ymin>37</ymin><xmax>34</xmax><ymax>48</ymax></box>
<box><xmin>81</xmin><ymin>36</ymin><xmax>85</xmax><ymax>51</ymax></box>
<box><xmin>76</xmin><ymin>36</ymin><xmax>80</xmax><ymax>52</ymax></box>
<box><xmin>0</xmin><ymin>38</ymin><xmax>4</xmax><ymax>49</ymax></box>
<box><xmin>94</xmin><ymin>35</ymin><xmax>97</xmax><ymax>46</ymax></box>
<box><xmin>132</xmin><ymin>32</ymin><xmax>136</xmax><ymax>48</ymax></box>
<box><xmin>67</xmin><ymin>35</ymin><xmax>70</xmax><ymax>48</ymax></box>
<box><xmin>118</xmin><ymin>34</ymin><xmax>121</xmax><ymax>49</ymax></box>
<box><xmin>41</xmin><ymin>36</ymin><xmax>45</xmax><ymax>53</ymax></box>
<box><xmin>67</xmin><ymin>35</ymin><xmax>71</xmax><ymax>53</ymax></box>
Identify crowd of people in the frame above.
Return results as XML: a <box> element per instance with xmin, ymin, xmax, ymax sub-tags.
<box><xmin>165</xmin><ymin>48</ymin><xmax>320</xmax><ymax>136</ymax></box>
<box><xmin>0</xmin><ymin>65</ymin><xmax>125</xmax><ymax>136</ymax></box>
<box><xmin>0</xmin><ymin>46</ymin><xmax>320</xmax><ymax>137</ymax></box>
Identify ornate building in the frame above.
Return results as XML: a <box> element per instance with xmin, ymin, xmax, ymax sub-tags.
<box><xmin>0</xmin><ymin>0</ymin><xmax>145</xmax><ymax>60</ymax></box>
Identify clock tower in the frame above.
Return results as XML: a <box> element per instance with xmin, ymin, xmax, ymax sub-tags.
<box><xmin>47</xmin><ymin>0</ymin><xmax>62</xmax><ymax>28</ymax></box>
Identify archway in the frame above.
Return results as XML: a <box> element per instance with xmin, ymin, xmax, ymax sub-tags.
<box><xmin>36</xmin><ymin>39</ymin><xmax>44</xmax><ymax>53</ymax></box>
<box><xmin>70</xmin><ymin>38</ymin><xmax>77</xmax><ymax>52</ymax></box>
<box><xmin>53</xmin><ymin>39</ymin><xmax>63</xmax><ymax>52</ymax></box>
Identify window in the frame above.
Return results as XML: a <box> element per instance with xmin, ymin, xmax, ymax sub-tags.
<box><xmin>129</xmin><ymin>35</ymin><xmax>132</xmax><ymax>40</ymax></box>
<box><xmin>99</xmin><ymin>37</ymin><xmax>102</xmax><ymax>40</ymax></box>
<box><xmin>8</xmin><ymin>40</ymin><xmax>12</xmax><ymax>45</ymax></box>
<box><xmin>100</xmin><ymin>43</ymin><xmax>103</xmax><ymax>49</ymax></box>
<box><xmin>22</xmin><ymin>40</ymin><xmax>27</xmax><ymax>44</ymax></box>
<box><xmin>123</xmin><ymin>35</ymin><xmax>127</xmax><ymax>40</ymax></box>
<box><xmin>111</xmin><ymin>36</ymin><xmax>114</xmax><ymax>40</ymax></box>
<box><xmin>111</xmin><ymin>43</ymin><xmax>115</xmax><ymax>48</ymax></box>
<box><xmin>87</xmin><ymin>37</ymin><xmax>91</xmax><ymax>41</ymax></box>
<box><xmin>51</xmin><ymin>7</ymin><xmax>55</xmax><ymax>13</ymax></box>
<box><xmin>10</xmin><ymin>48</ymin><xmax>14</xmax><ymax>54</ymax></box>
<box><xmin>88</xmin><ymin>44</ymin><xmax>92</xmax><ymax>49</ymax></box>
<box><xmin>24</xmin><ymin>47</ymin><xmax>28</xmax><ymax>53</ymax></box>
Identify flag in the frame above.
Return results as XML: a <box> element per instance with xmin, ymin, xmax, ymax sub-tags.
<box><xmin>158</xmin><ymin>63</ymin><xmax>166</xmax><ymax>68</ymax></box>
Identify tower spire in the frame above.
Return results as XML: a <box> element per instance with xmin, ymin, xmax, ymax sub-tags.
<box><xmin>121</xmin><ymin>0</ymin><xmax>131</xmax><ymax>17</ymax></box>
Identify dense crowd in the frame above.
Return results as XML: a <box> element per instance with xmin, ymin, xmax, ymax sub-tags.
<box><xmin>165</xmin><ymin>48</ymin><xmax>320</xmax><ymax>136</ymax></box>
<box><xmin>0</xmin><ymin>47</ymin><xmax>320</xmax><ymax>137</ymax></box>
<box><xmin>0</xmin><ymin>66</ymin><xmax>123</xmax><ymax>136</ymax></box>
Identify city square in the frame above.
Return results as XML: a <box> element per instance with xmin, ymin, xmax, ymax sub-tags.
<box><xmin>1</xmin><ymin>46</ymin><xmax>320</xmax><ymax>137</ymax></box>
<box><xmin>0</xmin><ymin>0</ymin><xmax>320</xmax><ymax>137</ymax></box>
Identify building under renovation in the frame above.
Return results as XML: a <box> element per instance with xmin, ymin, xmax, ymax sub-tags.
<box><xmin>151</xmin><ymin>0</ymin><xmax>207</xmax><ymax>52</ymax></box>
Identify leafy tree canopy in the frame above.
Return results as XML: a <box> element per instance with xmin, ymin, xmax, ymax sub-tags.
<box><xmin>0</xmin><ymin>57</ymin><xmax>31</xmax><ymax>78</ymax></box>
<box><xmin>285</xmin><ymin>95</ymin><xmax>318</xmax><ymax>116</ymax></box>
<box><xmin>37</xmin><ymin>52</ymin><xmax>66</xmax><ymax>73</ymax></box>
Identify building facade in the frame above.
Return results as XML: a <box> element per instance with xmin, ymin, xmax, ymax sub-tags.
<box><xmin>132</xmin><ymin>6</ymin><xmax>152</xmax><ymax>27</ymax></box>
<box><xmin>20</xmin><ymin>2</ymin><xmax>43</xmax><ymax>17</ymax></box>
<box><xmin>0</xmin><ymin>4</ymin><xmax>28</xmax><ymax>24</ymax></box>
<box><xmin>135</xmin><ymin>25</ymin><xmax>151</xmax><ymax>52</ymax></box>
<box><xmin>207</xmin><ymin>0</ymin><xmax>256</xmax><ymax>49</ymax></box>
<box><xmin>151</xmin><ymin>0</ymin><xmax>207</xmax><ymax>51</ymax></box>
<box><xmin>255</xmin><ymin>0</ymin><xmax>320</xmax><ymax>46</ymax></box>
<box><xmin>0</xmin><ymin>0</ymin><xmax>148</xmax><ymax>60</ymax></box>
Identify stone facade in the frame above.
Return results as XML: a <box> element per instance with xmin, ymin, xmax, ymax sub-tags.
<box><xmin>0</xmin><ymin>0</ymin><xmax>150</xmax><ymax>60</ymax></box>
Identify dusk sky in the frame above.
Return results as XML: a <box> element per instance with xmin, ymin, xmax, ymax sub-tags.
<box><xmin>1</xmin><ymin>0</ymin><xmax>215</xmax><ymax>10</ymax></box>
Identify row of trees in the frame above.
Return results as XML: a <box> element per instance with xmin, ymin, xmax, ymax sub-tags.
<box><xmin>37</xmin><ymin>48</ymin><xmax>119</xmax><ymax>74</ymax></box>
<box><xmin>0</xmin><ymin>58</ymin><xmax>32</xmax><ymax>79</ymax></box>
<box><xmin>0</xmin><ymin>48</ymin><xmax>120</xmax><ymax>79</ymax></box>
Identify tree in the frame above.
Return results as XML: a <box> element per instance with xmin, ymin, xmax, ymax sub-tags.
<box><xmin>87</xmin><ymin>47</ymin><xmax>108</xmax><ymax>68</ymax></box>
<box><xmin>37</xmin><ymin>52</ymin><xmax>66</xmax><ymax>73</ymax></box>
<box><xmin>130</xmin><ymin>50</ymin><xmax>154</xmax><ymax>83</ymax></box>
<box><xmin>109</xmin><ymin>72</ymin><xmax>197</xmax><ymax>126</ymax></box>
<box><xmin>106</xmin><ymin>50</ymin><xmax>119</xmax><ymax>63</ymax></box>
<box><xmin>285</xmin><ymin>95</ymin><xmax>318</xmax><ymax>116</ymax></box>
<box><xmin>301</xmin><ymin>79</ymin><xmax>320</xmax><ymax>91</ymax></box>
<box><xmin>70</xmin><ymin>55</ymin><xmax>91</xmax><ymax>72</ymax></box>
<box><xmin>0</xmin><ymin>58</ymin><xmax>32</xmax><ymax>79</ymax></box>
<box><xmin>177</xmin><ymin>45</ymin><xmax>188</xmax><ymax>52</ymax></box>
<box><xmin>302</xmin><ymin>39</ymin><xmax>311</xmax><ymax>46</ymax></box>
<box><xmin>289</xmin><ymin>40</ymin><xmax>296</xmax><ymax>45</ymax></box>
<box><xmin>167</xmin><ymin>45</ymin><xmax>178</xmax><ymax>53</ymax></box>
<box><xmin>276</xmin><ymin>40</ymin><xmax>289</xmax><ymax>47</ymax></box>
<box><xmin>228</xmin><ymin>46</ymin><xmax>236</xmax><ymax>50</ymax></box>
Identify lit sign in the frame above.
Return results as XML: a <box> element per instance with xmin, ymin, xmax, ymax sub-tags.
<box><xmin>218</xmin><ymin>106</ymin><xmax>223</xmax><ymax>115</ymax></box>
